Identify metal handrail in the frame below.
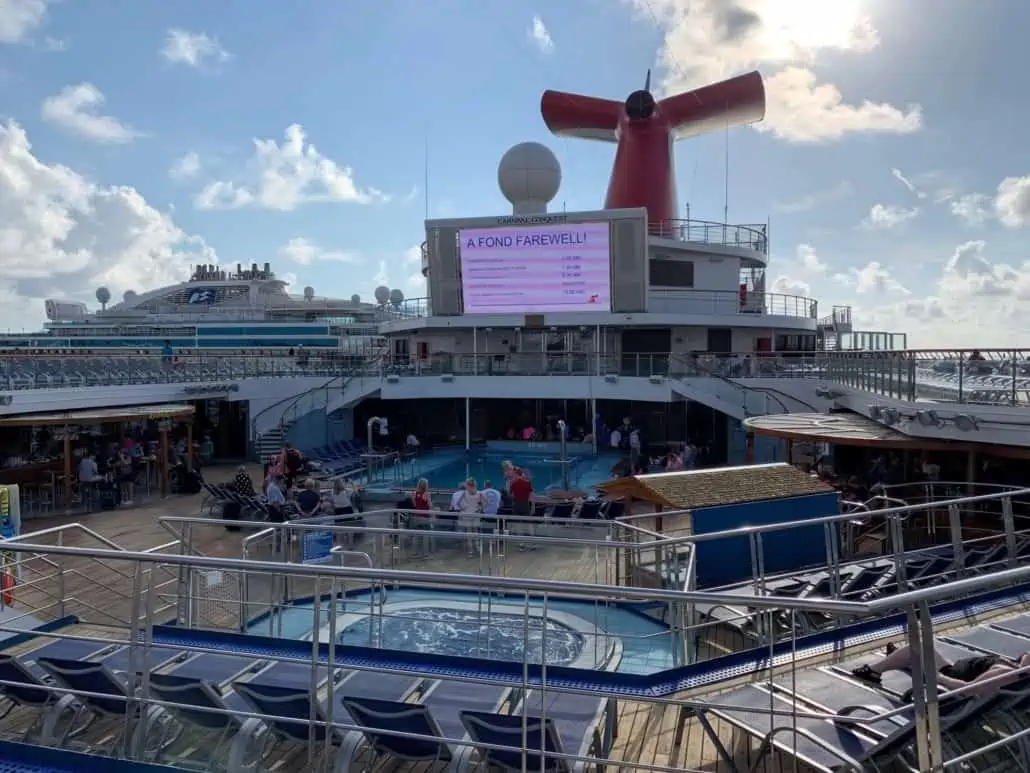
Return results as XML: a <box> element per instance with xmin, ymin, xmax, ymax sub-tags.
<box><xmin>650</xmin><ymin>487</ymin><xmax>1030</xmax><ymax>550</ymax></box>
<box><xmin>0</xmin><ymin>538</ymin><xmax>862</xmax><ymax>614</ymax></box>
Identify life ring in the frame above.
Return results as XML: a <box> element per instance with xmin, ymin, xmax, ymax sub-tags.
<box><xmin>2</xmin><ymin>568</ymin><xmax>14</xmax><ymax>606</ymax></box>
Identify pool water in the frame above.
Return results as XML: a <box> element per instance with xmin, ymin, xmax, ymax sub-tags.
<box><xmin>258</xmin><ymin>588</ymin><xmax>677</xmax><ymax>675</ymax></box>
<box><xmin>341</xmin><ymin>605</ymin><xmax>585</xmax><ymax>666</ymax></box>
<box><xmin>400</xmin><ymin>450</ymin><xmax>623</xmax><ymax>493</ymax></box>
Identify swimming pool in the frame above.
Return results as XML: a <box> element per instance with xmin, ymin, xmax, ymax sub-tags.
<box><xmin>256</xmin><ymin>588</ymin><xmax>678</xmax><ymax>675</ymax></box>
<box><xmin>396</xmin><ymin>449</ymin><xmax>622</xmax><ymax>493</ymax></box>
<box><xmin>324</xmin><ymin>600</ymin><xmax>611</xmax><ymax>670</ymax></box>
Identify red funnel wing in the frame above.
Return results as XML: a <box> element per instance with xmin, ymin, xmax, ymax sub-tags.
<box><xmin>541</xmin><ymin>90</ymin><xmax>622</xmax><ymax>143</ymax></box>
<box><xmin>659</xmin><ymin>70</ymin><xmax>766</xmax><ymax>139</ymax></box>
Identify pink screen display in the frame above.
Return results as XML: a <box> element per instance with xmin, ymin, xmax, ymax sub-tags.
<box><xmin>459</xmin><ymin>222</ymin><xmax>611</xmax><ymax>314</ymax></box>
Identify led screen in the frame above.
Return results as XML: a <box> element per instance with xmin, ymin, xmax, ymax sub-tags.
<box><xmin>459</xmin><ymin>222</ymin><xmax>611</xmax><ymax>314</ymax></box>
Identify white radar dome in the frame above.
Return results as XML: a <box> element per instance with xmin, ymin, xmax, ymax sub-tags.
<box><xmin>374</xmin><ymin>285</ymin><xmax>390</xmax><ymax>305</ymax></box>
<box><xmin>350</xmin><ymin>294</ymin><xmax>361</xmax><ymax>304</ymax></box>
<box><xmin>303</xmin><ymin>286</ymin><xmax>315</xmax><ymax>300</ymax></box>
<box><xmin>389</xmin><ymin>288</ymin><xmax>404</xmax><ymax>306</ymax></box>
<box><xmin>497</xmin><ymin>141</ymin><xmax>561</xmax><ymax>215</ymax></box>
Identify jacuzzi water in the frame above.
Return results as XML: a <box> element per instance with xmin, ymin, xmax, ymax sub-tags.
<box><xmin>340</xmin><ymin>605</ymin><xmax>584</xmax><ymax>666</ymax></box>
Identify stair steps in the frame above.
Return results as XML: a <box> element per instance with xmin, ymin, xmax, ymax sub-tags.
<box><xmin>255</xmin><ymin>425</ymin><xmax>285</xmax><ymax>462</ymax></box>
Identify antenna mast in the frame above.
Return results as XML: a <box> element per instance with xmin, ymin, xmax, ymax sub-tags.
<box><xmin>423</xmin><ymin>124</ymin><xmax>431</xmax><ymax>220</ymax></box>
<box><xmin>723</xmin><ymin>106</ymin><xmax>730</xmax><ymax>225</ymax></box>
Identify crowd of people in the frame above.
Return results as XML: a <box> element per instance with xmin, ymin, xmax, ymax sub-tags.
<box><xmin>218</xmin><ymin>444</ymin><xmax>363</xmax><ymax>529</ymax></box>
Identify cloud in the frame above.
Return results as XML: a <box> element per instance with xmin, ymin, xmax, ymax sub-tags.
<box><xmin>41</xmin><ymin>83</ymin><xmax>140</xmax><ymax>144</ymax></box>
<box><xmin>843</xmin><ymin>240</ymin><xmax>1030</xmax><ymax>346</ymax></box>
<box><xmin>0</xmin><ymin>0</ymin><xmax>49</xmax><ymax>44</ymax></box>
<box><xmin>0</xmin><ymin>120</ymin><xmax>216</xmax><ymax>331</ymax></box>
<box><xmin>835</xmin><ymin>261</ymin><xmax>908</xmax><ymax>294</ymax></box>
<box><xmin>635</xmin><ymin>0</ymin><xmax>923</xmax><ymax>143</ymax></box>
<box><xmin>278</xmin><ymin>237</ymin><xmax>360</xmax><ymax>265</ymax></box>
<box><xmin>775</xmin><ymin>181</ymin><xmax>852</xmax><ymax>213</ymax></box>
<box><xmin>862</xmin><ymin>203</ymin><xmax>918</xmax><ymax>229</ymax></box>
<box><xmin>528</xmin><ymin>15</ymin><xmax>554</xmax><ymax>53</ymax></box>
<box><xmin>771</xmin><ymin>275</ymin><xmax>810</xmax><ymax>296</ymax></box>
<box><xmin>367</xmin><ymin>246</ymin><xmax>425</xmax><ymax>300</ymax></box>
<box><xmin>995</xmin><ymin>176</ymin><xmax>1030</xmax><ymax>228</ymax></box>
<box><xmin>194</xmin><ymin>124</ymin><xmax>388</xmax><ymax>211</ymax></box>
<box><xmin>161</xmin><ymin>29</ymin><xmax>231</xmax><ymax>69</ymax></box>
<box><xmin>169</xmin><ymin>151</ymin><xmax>201</xmax><ymax>181</ymax></box>
<box><xmin>796</xmin><ymin>243</ymin><xmax>827</xmax><ymax>273</ymax></box>
<box><xmin>890</xmin><ymin>167</ymin><xmax>926</xmax><ymax>198</ymax></box>
<box><xmin>949</xmin><ymin>193</ymin><xmax>990</xmax><ymax>226</ymax></box>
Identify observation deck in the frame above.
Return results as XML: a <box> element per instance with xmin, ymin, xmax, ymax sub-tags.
<box><xmin>420</xmin><ymin>217</ymin><xmax>769</xmax><ymax>278</ymax></box>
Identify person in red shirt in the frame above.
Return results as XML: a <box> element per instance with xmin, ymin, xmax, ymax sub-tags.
<box><xmin>509</xmin><ymin>468</ymin><xmax>533</xmax><ymax>516</ymax></box>
<box><xmin>509</xmin><ymin>468</ymin><xmax>537</xmax><ymax>550</ymax></box>
<box><xmin>409</xmin><ymin>478</ymin><xmax>433</xmax><ymax>557</ymax></box>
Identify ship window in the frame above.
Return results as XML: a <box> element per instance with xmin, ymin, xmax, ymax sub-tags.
<box><xmin>649</xmin><ymin>259</ymin><xmax>694</xmax><ymax>287</ymax></box>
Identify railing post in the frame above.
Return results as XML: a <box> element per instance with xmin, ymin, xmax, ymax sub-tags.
<box><xmin>947</xmin><ymin>503</ymin><xmax>966</xmax><ymax>577</ymax></box>
<box><xmin>1012</xmin><ymin>349</ymin><xmax>1018</xmax><ymax>406</ymax></box>
<box><xmin>957</xmin><ymin>352</ymin><xmax>965</xmax><ymax>403</ymax></box>
<box><xmin>1002</xmin><ymin>495</ymin><xmax>1018</xmax><ymax>568</ymax></box>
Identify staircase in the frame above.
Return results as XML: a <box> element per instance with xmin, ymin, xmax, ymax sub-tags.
<box><xmin>254</xmin><ymin>425</ymin><xmax>285</xmax><ymax>461</ymax></box>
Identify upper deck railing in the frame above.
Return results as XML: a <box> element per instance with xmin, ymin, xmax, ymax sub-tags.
<box><xmin>379</xmin><ymin>288</ymin><xmax>816</xmax><ymax>321</ymax></box>
<box><xmin>647</xmin><ymin>218</ymin><xmax>768</xmax><ymax>254</ymax></box>
<box><xmin>3</xmin><ymin>348</ymin><xmax>1030</xmax><ymax>407</ymax></box>
<box><xmin>827</xmin><ymin>348</ymin><xmax>1030</xmax><ymax>406</ymax></box>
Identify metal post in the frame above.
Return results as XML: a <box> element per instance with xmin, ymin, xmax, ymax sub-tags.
<box><xmin>465</xmin><ymin>397</ymin><xmax>471</xmax><ymax>451</ymax></box>
<box><xmin>557</xmin><ymin>419</ymin><xmax>569</xmax><ymax>490</ymax></box>
<box><xmin>473</xmin><ymin>327</ymin><xmax>478</xmax><ymax>376</ymax></box>
<box><xmin>590</xmin><ymin>398</ymin><xmax>597</xmax><ymax>456</ymax></box>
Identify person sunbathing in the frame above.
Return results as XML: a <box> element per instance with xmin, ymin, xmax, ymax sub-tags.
<box><xmin>852</xmin><ymin>642</ymin><xmax>1030</xmax><ymax>699</ymax></box>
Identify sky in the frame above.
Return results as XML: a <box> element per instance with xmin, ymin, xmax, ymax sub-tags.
<box><xmin>2</xmin><ymin>0</ymin><xmax>1030</xmax><ymax>347</ymax></box>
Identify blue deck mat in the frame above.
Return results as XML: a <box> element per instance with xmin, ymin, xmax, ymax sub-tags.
<box><xmin>0</xmin><ymin>739</ymin><xmax>181</xmax><ymax>772</ymax></box>
<box><xmin>150</xmin><ymin>581</ymin><xmax>1030</xmax><ymax>699</ymax></box>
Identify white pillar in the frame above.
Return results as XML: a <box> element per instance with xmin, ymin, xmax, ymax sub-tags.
<box><xmin>465</xmin><ymin>397</ymin><xmax>471</xmax><ymax>451</ymax></box>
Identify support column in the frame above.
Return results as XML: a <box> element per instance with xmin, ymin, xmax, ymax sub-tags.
<box><xmin>745</xmin><ymin>431</ymin><xmax>755</xmax><ymax>464</ymax></box>
<box><xmin>786</xmin><ymin>438</ymin><xmax>795</xmax><ymax>464</ymax></box>
<box><xmin>63</xmin><ymin>427</ymin><xmax>72</xmax><ymax>508</ymax></box>
<box><xmin>966</xmin><ymin>451</ymin><xmax>976</xmax><ymax>496</ymax></box>
<box><xmin>185</xmin><ymin>421</ymin><xmax>193</xmax><ymax>472</ymax></box>
<box><xmin>465</xmin><ymin>397</ymin><xmax>471</xmax><ymax>451</ymax></box>
<box><xmin>159</xmin><ymin>428</ymin><xmax>169</xmax><ymax>497</ymax></box>
<box><xmin>590</xmin><ymin>398</ymin><xmax>597</xmax><ymax>455</ymax></box>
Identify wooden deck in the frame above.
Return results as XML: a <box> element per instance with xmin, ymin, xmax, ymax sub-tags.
<box><xmin>5</xmin><ymin>464</ymin><xmax>1021</xmax><ymax>772</ymax></box>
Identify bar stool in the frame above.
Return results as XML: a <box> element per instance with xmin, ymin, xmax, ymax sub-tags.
<box><xmin>37</xmin><ymin>483</ymin><xmax>54</xmax><ymax>514</ymax></box>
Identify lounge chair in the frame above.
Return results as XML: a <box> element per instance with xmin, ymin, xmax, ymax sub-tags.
<box><xmin>229</xmin><ymin>666</ymin><xmax>423</xmax><ymax>773</ymax></box>
<box><xmin>343</xmin><ymin>678</ymin><xmax>511</xmax><ymax>772</ymax></box>
<box><xmin>147</xmin><ymin>673</ymin><xmax>250</xmax><ymax>766</ymax></box>
<box><xmin>0</xmin><ymin>654</ymin><xmax>94</xmax><ymax>744</ymax></box>
<box><xmin>461</xmin><ymin>688</ymin><xmax>613</xmax><ymax>773</ymax></box>
<box><xmin>37</xmin><ymin>657</ymin><xmax>181</xmax><ymax>757</ymax></box>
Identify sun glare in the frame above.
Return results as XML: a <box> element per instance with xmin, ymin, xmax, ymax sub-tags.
<box><xmin>760</xmin><ymin>0</ymin><xmax>870</xmax><ymax>52</ymax></box>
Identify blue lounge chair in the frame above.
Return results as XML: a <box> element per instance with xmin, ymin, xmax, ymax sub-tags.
<box><xmin>147</xmin><ymin>673</ymin><xmax>249</xmax><ymax>766</ymax></box>
<box><xmin>229</xmin><ymin>666</ymin><xmax>423</xmax><ymax>773</ymax></box>
<box><xmin>343</xmin><ymin>679</ymin><xmax>511</xmax><ymax>772</ymax></box>
<box><xmin>0</xmin><ymin>654</ymin><xmax>93</xmax><ymax>744</ymax></box>
<box><xmin>37</xmin><ymin>657</ymin><xmax>181</xmax><ymax>757</ymax></box>
<box><xmin>461</xmin><ymin>689</ymin><xmax>613</xmax><ymax>773</ymax></box>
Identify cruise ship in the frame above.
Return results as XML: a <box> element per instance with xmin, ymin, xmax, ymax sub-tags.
<box><xmin>2</xmin><ymin>261</ymin><xmax>389</xmax><ymax>354</ymax></box>
<box><xmin>0</xmin><ymin>68</ymin><xmax>1029</xmax><ymax>773</ymax></box>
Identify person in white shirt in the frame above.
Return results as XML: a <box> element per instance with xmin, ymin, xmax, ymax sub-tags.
<box><xmin>629</xmin><ymin>429</ymin><xmax>642</xmax><ymax>465</ymax></box>
<box><xmin>454</xmin><ymin>478</ymin><xmax>486</xmax><ymax>555</ymax></box>
<box><xmin>609</xmin><ymin>428</ymin><xmax>622</xmax><ymax>449</ymax></box>
<box><xmin>77</xmin><ymin>453</ymin><xmax>101</xmax><ymax>509</ymax></box>
<box><xmin>449</xmin><ymin>484</ymin><xmax>465</xmax><ymax>512</ymax></box>
<box><xmin>481</xmin><ymin>480</ymin><xmax>501</xmax><ymax>515</ymax></box>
